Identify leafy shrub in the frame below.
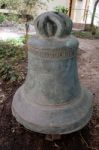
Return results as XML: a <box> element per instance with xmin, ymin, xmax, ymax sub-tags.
<box><xmin>54</xmin><ymin>6</ymin><xmax>68</xmax><ymax>15</ymax></box>
<box><xmin>0</xmin><ymin>13</ymin><xmax>20</xmax><ymax>24</ymax></box>
<box><xmin>0</xmin><ymin>13</ymin><xmax>6</xmax><ymax>23</ymax></box>
<box><xmin>72</xmin><ymin>31</ymin><xmax>92</xmax><ymax>39</ymax></box>
<box><xmin>0</xmin><ymin>62</ymin><xmax>18</xmax><ymax>82</ymax></box>
<box><xmin>7</xmin><ymin>14</ymin><xmax>19</xmax><ymax>22</ymax></box>
<box><xmin>0</xmin><ymin>39</ymin><xmax>25</xmax><ymax>58</ymax></box>
<box><xmin>0</xmin><ymin>39</ymin><xmax>27</xmax><ymax>82</ymax></box>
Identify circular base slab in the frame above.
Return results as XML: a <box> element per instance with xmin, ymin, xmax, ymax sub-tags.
<box><xmin>12</xmin><ymin>85</ymin><xmax>92</xmax><ymax>134</ymax></box>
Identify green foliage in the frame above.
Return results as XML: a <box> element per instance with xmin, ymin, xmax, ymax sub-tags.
<box><xmin>0</xmin><ymin>62</ymin><xmax>18</xmax><ymax>82</ymax></box>
<box><xmin>94</xmin><ymin>26</ymin><xmax>99</xmax><ymax>38</ymax></box>
<box><xmin>95</xmin><ymin>32</ymin><xmax>99</xmax><ymax>38</ymax></box>
<box><xmin>91</xmin><ymin>25</ymin><xmax>97</xmax><ymax>34</ymax></box>
<box><xmin>7</xmin><ymin>14</ymin><xmax>19</xmax><ymax>22</ymax></box>
<box><xmin>0</xmin><ymin>13</ymin><xmax>20</xmax><ymax>23</ymax></box>
<box><xmin>0</xmin><ymin>13</ymin><xmax>6</xmax><ymax>23</ymax></box>
<box><xmin>0</xmin><ymin>0</ymin><xmax>44</xmax><ymax>16</ymax></box>
<box><xmin>54</xmin><ymin>6</ymin><xmax>68</xmax><ymax>15</ymax></box>
<box><xmin>72</xmin><ymin>31</ymin><xmax>92</xmax><ymax>39</ymax></box>
<box><xmin>5</xmin><ymin>37</ymin><xmax>25</xmax><ymax>46</ymax></box>
<box><xmin>0</xmin><ymin>39</ymin><xmax>26</xmax><ymax>82</ymax></box>
<box><xmin>72</xmin><ymin>26</ymin><xmax>99</xmax><ymax>39</ymax></box>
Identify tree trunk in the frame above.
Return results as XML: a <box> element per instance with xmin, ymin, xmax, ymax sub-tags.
<box><xmin>91</xmin><ymin>0</ymin><xmax>99</xmax><ymax>27</ymax></box>
<box><xmin>25</xmin><ymin>22</ymin><xmax>29</xmax><ymax>43</ymax></box>
<box><xmin>69</xmin><ymin>0</ymin><xmax>73</xmax><ymax>17</ymax></box>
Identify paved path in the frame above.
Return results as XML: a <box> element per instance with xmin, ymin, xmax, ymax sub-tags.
<box><xmin>78</xmin><ymin>39</ymin><xmax>99</xmax><ymax>115</ymax></box>
<box><xmin>0</xmin><ymin>26</ymin><xmax>35</xmax><ymax>40</ymax></box>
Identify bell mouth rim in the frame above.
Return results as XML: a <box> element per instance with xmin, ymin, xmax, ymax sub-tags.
<box><xmin>12</xmin><ymin>85</ymin><xmax>92</xmax><ymax>134</ymax></box>
<box><xmin>12</xmin><ymin>105</ymin><xmax>92</xmax><ymax>135</ymax></box>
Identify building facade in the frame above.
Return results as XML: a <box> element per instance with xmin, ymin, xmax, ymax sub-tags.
<box><xmin>39</xmin><ymin>0</ymin><xmax>99</xmax><ymax>26</ymax></box>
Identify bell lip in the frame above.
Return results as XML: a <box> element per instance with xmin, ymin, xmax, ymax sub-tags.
<box><xmin>12</xmin><ymin>105</ymin><xmax>92</xmax><ymax>135</ymax></box>
<box><xmin>12</xmin><ymin>85</ymin><xmax>93</xmax><ymax>135</ymax></box>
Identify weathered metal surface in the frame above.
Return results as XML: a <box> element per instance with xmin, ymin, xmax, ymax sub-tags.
<box><xmin>12</xmin><ymin>11</ymin><xmax>92</xmax><ymax>134</ymax></box>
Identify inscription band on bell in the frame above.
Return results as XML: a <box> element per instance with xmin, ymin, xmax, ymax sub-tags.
<box><xmin>28</xmin><ymin>45</ymin><xmax>77</xmax><ymax>59</ymax></box>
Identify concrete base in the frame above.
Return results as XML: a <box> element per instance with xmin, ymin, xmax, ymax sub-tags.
<box><xmin>12</xmin><ymin>85</ymin><xmax>92</xmax><ymax>134</ymax></box>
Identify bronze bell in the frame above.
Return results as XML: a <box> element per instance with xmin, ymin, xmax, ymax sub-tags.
<box><xmin>12</xmin><ymin>12</ymin><xmax>92</xmax><ymax>134</ymax></box>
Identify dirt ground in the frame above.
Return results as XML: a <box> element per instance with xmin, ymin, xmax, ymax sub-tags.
<box><xmin>0</xmin><ymin>38</ymin><xmax>99</xmax><ymax>150</ymax></box>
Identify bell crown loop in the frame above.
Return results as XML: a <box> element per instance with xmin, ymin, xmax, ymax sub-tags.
<box><xmin>34</xmin><ymin>12</ymin><xmax>73</xmax><ymax>38</ymax></box>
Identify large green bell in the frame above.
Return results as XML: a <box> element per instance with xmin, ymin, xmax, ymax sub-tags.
<box><xmin>12</xmin><ymin>12</ymin><xmax>92</xmax><ymax>134</ymax></box>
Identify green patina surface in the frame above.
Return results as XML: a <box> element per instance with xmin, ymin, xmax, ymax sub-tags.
<box><xmin>12</xmin><ymin>12</ymin><xmax>92</xmax><ymax>134</ymax></box>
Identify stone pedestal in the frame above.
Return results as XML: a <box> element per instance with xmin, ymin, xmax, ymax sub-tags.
<box><xmin>12</xmin><ymin>12</ymin><xmax>92</xmax><ymax>134</ymax></box>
